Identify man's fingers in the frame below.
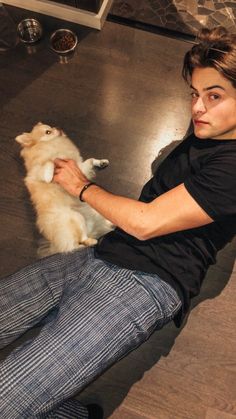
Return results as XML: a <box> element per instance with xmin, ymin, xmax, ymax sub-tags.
<box><xmin>54</xmin><ymin>159</ymin><xmax>78</xmax><ymax>171</ymax></box>
<box><xmin>54</xmin><ymin>158</ymin><xmax>71</xmax><ymax>167</ymax></box>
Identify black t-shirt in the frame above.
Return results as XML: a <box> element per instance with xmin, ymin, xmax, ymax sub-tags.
<box><xmin>95</xmin><ymin>134</ymin><xmax>236</xmax><ymax>326</ymax></box>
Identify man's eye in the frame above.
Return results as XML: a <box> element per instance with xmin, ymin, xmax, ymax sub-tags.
<box><xmin>209</xmin><ymin>93</ymin><xmax>220</xmax><ymax>100</ymax></box>
<box><xmin>190</xmin><ymin>92</ymin><xmax>198</xmax><ymax>99</ymax></box>
<box><xmin>46</xmin><ymin>130</ymin><xmax>52</xmax><ymax>134</ymax></box>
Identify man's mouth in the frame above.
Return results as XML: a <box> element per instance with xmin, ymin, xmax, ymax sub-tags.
<box><xmin>193</xmin><ymin>119</ymin><xmax>209</xmax><ymax>125</ymax></box>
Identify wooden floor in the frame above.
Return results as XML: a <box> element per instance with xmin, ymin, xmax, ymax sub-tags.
<box><xmin>0</xmin><ymin>6</ymin><xmax>235</xmax><ymax>419</ymax></box>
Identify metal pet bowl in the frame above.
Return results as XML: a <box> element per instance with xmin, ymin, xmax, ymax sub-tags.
<box><xmin>50</xmin><ymin>29</ymin><xmax>78</xmax><ymax>63</ymax></box>
<box><xmin>17</xmin><ymin>18</ymin><xmax>43</xmax><ymax>44</ymax></box>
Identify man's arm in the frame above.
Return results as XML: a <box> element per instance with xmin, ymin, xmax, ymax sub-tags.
<box><xmin>53</xmin><ymin>159</ymin><xmax>213</xmax><ymax>240</ymax></box>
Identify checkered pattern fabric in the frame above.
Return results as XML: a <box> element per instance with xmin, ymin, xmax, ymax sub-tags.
<box><xmin>0</xmin><ymin>248</ymin><xmax>181</xmax><ymax>418</ymax></box>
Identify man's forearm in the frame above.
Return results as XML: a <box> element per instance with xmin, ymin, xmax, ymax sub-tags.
<box><xmin>53</xmin><ymin>159</ymin><xmax>212</xmax><ymax>241</ymax></box>
<box><xmin>81</xmin><ymin>184</ymin><xmax>148</xmax><ymax>240</ymax></box>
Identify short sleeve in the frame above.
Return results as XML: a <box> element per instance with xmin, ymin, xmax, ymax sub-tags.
<box><xmin>184</xmin><ymin>147</ymin><xmax>236</xmax><ymax>221</ymax></box>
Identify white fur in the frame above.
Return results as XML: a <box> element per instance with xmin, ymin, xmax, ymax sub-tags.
<box><xmin>16</xmin><ymin>122</ymin><xmax>113</xmax><ymax>256</ymax></box>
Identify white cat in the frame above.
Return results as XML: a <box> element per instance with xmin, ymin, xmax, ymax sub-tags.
<box><xmin>16</xmin><ymin>122</ymin><xmax>113</xmax><ymax>256</ymax></box>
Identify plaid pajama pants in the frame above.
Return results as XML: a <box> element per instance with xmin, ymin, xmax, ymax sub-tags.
<box><xmin>0</xmin><ymin>247</ymin><xmax>181</xmax><ymax>418</ymax></box>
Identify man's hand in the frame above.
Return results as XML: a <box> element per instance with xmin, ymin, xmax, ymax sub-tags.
<box><xmin>53</xmin><ymin>158</ymin><xmax>89</xmax><ymax>197</ymax></box>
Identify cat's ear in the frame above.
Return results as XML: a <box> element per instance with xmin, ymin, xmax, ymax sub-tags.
<box><xmin>37</xmin><ymin>122</ymin><xmax>43</xmax><ymax>126</ymax></box>
<box><xmin>15</xmin><ymin>133</ymin><xmax>34</xmax><ymax>147</ymax></box>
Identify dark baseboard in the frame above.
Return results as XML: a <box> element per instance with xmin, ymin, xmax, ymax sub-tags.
<box><xmin>107</xmin><ymin>14</ymin><xmax>195</xmax><ymax>43</ymax></box>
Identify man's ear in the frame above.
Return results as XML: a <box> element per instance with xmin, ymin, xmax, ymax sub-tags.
<box><xmin>15</xmin><ymin>133</ymin><xmax>34</xmax><ymax>147</ymax></box>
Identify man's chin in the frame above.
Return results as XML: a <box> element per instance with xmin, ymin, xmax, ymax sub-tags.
<box><xmin>193</xmin><ymin>128</ymin><xmax>211</xmax><ymax>139</ymax></box>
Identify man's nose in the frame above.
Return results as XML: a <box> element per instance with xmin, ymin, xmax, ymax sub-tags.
<box><xmin>192</xmin><ymin>96</ymin><xmax>206</xmax><ymax>115</ymax></box>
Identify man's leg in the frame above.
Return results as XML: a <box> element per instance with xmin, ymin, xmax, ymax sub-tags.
<box><xmin>0</xmin><ymin>248</ymin><xmax>89</xmax><ymax>349</ymax></box>
<box><xmin>0</xmin><ymin>253</ymin><xmax>181</xmax><ymax>418</ymax></box>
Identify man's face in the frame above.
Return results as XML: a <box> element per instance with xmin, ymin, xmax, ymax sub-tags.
<box><xmin>191</xmin><ymin>66</ymin><xmax>236</xmax><ymax>140</ymax></box>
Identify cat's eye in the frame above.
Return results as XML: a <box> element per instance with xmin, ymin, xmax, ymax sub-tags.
<box><xmin>45</xmin><ymin>130</ymin><xmax>51</xmax><ymax>135</ymax></box>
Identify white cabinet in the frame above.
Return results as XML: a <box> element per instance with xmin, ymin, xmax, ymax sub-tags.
<box><xmin>3</xmin><ymin>0</ymin><xmax>113</xmax><ymax>29</ymax></box>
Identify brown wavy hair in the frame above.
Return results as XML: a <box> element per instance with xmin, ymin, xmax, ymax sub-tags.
<box><xmin>182</xmin><ymin>26</ymin><xmax>236</xmax><ymax>87</ymax></box>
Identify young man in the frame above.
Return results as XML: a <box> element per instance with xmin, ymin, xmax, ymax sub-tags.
<box><xmin>1</xmin><ymin>26</ymin><xmax>236</xmax><ymax>418</ymax></box>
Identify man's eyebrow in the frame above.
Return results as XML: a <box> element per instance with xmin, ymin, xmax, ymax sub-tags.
<box><xmin>190</xmin><ymin>84</ymin><xmax>226</xmax><ymax>91</ymax></box>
